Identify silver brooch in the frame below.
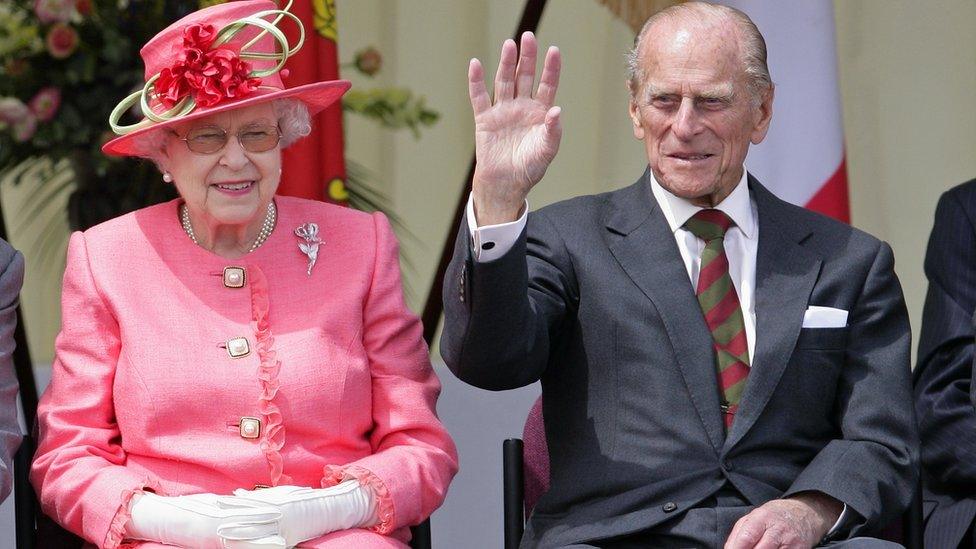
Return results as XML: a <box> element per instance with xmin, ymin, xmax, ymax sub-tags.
<box><xmin>294</xmin><ymin>223</ymin><xmax>322</xmax><ymax>276</ymax></box>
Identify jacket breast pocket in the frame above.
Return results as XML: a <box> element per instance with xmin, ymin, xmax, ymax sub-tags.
<box><xmin>794</xmin><ymin>327</ymin><xmax>848</xmax><ymax>351</ymax></box>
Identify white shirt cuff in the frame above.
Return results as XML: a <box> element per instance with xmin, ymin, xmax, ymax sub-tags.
<box><xmin>826</xmin><ymin>504</ymin><xmax>849</xmax><ymax>537</ymax></box>
<box><xmin>466</xmin><ymin>193</ymin><xmax>528</xmax><ymax>263</ymax></box>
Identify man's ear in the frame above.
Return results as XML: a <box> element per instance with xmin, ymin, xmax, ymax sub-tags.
<box><xmin>629</xmin><ymin>100</ymin><xmax>645</xmax><ymax>140</ymax></box>
<box><xmin>750</xmin><ymin>84</ymin><xmax>775</xmax><ymax>145</ymax></box>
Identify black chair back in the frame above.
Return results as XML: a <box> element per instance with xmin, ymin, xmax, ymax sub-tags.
<box><xmin>503</xmin><ymin>438</ymin><xmax>525</xmax><ymax>549</ymax></box>
<box><xmin>14</xmin><ymin>433</ymin><xmax>35</xmax><ymax>549</ymax></box>
<box><xmin>410</xmin><ymin>519</ymin><xmax>432</xmax><ymax>549</ymax></box>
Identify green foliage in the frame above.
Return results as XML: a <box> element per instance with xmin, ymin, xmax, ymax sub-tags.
<box><xmin>0</xmin><ymin>1</ymin><xmax>203</xmax><ymax>180</ymax></box>
<box><xmin>343</xmin><ymin>88</ymin><xmax>439</xmax><ymax>139</ymax></box>
<box><xmin>0</xmin><ymin>3</ymin><xmax>437</xmax><ymax>274</ymax></box>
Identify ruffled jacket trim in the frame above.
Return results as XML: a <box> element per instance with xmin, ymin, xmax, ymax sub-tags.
<box><xmin>323</xmin><ymin>464</ymin><xmax>396</xmax><ymax>535</ymax></box>
<box><xmin>249</xmin><ymin>265</ymin><xmax>292</xmax><ymax>486</ymax></box>
<box><xmin>103</xmin><ymin>478</ymin><xmax>162</xmax><ymax>549</ymax></box>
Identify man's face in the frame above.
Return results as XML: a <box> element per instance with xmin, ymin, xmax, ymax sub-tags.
<box><xmin>629</xmin><ymin>20</ymin><xmax>773</xmax><ymax>206</ymax></box>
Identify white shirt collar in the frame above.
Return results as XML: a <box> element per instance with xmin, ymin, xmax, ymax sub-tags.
<box><xmin>649</xmin><ymin>169</ymin><xmax>756</xmax><ymax>239</ymax></box>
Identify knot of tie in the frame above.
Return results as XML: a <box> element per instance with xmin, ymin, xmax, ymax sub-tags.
<box><xmin>684</xmin><ymin>209</ymin><xmax>735</xmax><ymax>242</ymax></box>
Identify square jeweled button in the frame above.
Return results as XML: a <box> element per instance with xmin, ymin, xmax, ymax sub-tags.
<box><xmin>226</xmin><ymin>337</ymin><xmax>250</xmax><ymax>358</ymax></box>
<box><xmin>239</xmin><ymin>417</ymin><xmax>261</xmax><ymax>439</ymax></box>
<box><xmin>223</xmin><ymin>266</ymin><xmax>246</xmax><ymax>288</ymax></box>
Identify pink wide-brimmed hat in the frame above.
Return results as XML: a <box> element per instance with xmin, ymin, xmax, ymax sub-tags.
<box><xmin>102</xmin><ymin>0</ymin><xmax>349</xmax><ymax>157</ymax></box>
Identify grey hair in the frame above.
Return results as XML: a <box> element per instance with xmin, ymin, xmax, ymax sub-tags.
<box><xmin>625</xmin><ymin>2</ymin><xmax>772</xmax><ymax>103</ymax></box>
<box><xmin>273</xmin><ymin>98</ymin><xmax>312</xmax><ymax>148</ymax></box>
<box><xmin>125</xmin><ymin>98</ymin><xmax>313</xmax><ymax>165</ymax></box>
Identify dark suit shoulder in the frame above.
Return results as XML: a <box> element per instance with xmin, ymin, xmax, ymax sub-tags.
<box><xmin>764</xmin><ymin>192</ymin><xmax>886</xmax><ymax>264</ymax></box>
<box><xmin>941</xmin><ymin>177</ymin><xmax>976</xmax><ymax>206</ymax></box>
<box><xmin>529</xmin><ymin>181</ymin><xmax>643</xmax><ymax>240</ymax></box>
<box><xmin>924</xmin><ymin>179</ymin><xmax>976</xmax><ymax>278</ymax></box>
<box><xmin>533</xmin><ymin>189</ymin><xmax>613</xmax><ymax>223</ymax></box>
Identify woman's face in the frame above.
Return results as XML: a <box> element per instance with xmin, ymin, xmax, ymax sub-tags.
<box><xmin>160</xmin><ymin>103</ymin><xmax>281</xmax><ymax>228</ymax></box>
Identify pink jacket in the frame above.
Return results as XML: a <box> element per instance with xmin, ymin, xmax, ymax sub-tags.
<box><xmin>31</xmin><ymin>197</ymin><xmax>458</xmax><ymax>548</ymax></box>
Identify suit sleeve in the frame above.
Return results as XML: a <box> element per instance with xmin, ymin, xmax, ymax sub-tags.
<box><xmin>914</xmin><ymin>188</ymin><xmax>976</xmax><ymax>492</ymax></box>
<box><xmin>321</xmin><ymin>213</ymin><xmax>458</xmax><ymax>534</ymax></box>
<box><xmin>786</xmin><ymin>240</ymin><xmax>918</xmax><ymax>533</ymax></box>
<box><xmin>440</xmin><ymin>209</ymin><xmax>578</xmax><ymax>390</ymax></box>
<box><xmin>30</xmin><ymin>232</ymin><xmax>163</xmax><ymax>549</ymax></box>
<box><xmin>0</xmin><ymin>241</ymin><xmax>24</xmax><ymax>503</ymax></box>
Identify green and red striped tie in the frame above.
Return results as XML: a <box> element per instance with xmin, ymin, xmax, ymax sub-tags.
<box><xmin>684</xmin><ymin>209</ymin><xmax>750</xmax><ymax>430</ymax></box>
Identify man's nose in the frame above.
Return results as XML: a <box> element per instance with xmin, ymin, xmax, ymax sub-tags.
<box><xmin>672</xmin><ymin>98</ymin><xmax>704</xmax><ymax>140</ymax></box>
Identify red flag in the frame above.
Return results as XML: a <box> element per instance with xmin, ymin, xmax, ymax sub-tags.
<box><xmin>720</xmin><ymin>0</ymin><xmax>850</xmax><ymax>223</ymax></box>
<box><xmin>278</xmin><ymin>0</ymin><xmax>347</xmax><ymax>203</ymax></box>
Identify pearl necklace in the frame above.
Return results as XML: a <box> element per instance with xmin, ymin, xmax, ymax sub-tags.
<box><xmin>180</xmin><ymin>202</ymin><xmax>276</xmax><ymax>253</ymax></box>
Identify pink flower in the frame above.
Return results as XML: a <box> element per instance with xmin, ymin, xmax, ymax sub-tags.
<box><xmin>12</xmin><ymin>113</ymin><xmax>38</xmax><ymax>143</ymax></box>
<box><xmin>354</xmin><ymin>47</ymin><xmax>382</xmax><ymax>76</ymax></box>
<box><xmin>34</xmin><ymin>0</ymin><xmax>77</xmax><ymax>24</ymax></box>
<box><xmin>0</xmin><ymin>98</ymin><xmax>30</xmax><ymax>124</ymax></box>
<box><xmin>29</xmin><ymin>87</ymin><xmax>61</xmax><ymax>121</ymax></box>
<box><xmin>46</xmin><ymin>23</ymin><xmax>79</xmax><ymax>59</ymax></box>
<box><xmin>154</xmin><ymin>24</ymin><xmax>260</xmax><ymax>109</ymax></box>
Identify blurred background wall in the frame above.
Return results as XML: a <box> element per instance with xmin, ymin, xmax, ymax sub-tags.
<box><xmin>2</xmin><ymin>1</ymin><xmax>975</xmax><ymax>548</ymax></box>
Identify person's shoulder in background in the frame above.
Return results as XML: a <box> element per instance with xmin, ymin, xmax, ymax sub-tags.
<box><xmin>0</xmin><ymin>236</ymin><xmax>25</xmax><ymax>502</ymax></box>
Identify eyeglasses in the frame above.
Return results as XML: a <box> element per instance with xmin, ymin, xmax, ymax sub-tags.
<box><xmin>175</xmin><ymin>123</ymin><xmax>282</xmax><ymax>154</ymax></box>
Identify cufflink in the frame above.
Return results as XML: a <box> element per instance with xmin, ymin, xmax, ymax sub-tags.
<box><xmin>481</xmin><ymin>241</ymin><xmax>495</xmax><ymax>250</ymax></box>
<box><xmin>239</xmin><ymin>417</ymin><xmax>261</xmax><ymax>439</ymax></box>
<box><xmin>223</xmin><ymin>266</ymin><xmax>246</xmax><ymax>288</ymax></box>
<box><xmin>225</xmin><ymin>337</ymin><xmax>250</xmax><ymax>358</ymax></box>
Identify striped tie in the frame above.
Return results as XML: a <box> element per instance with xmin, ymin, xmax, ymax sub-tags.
<box><xmin>684</xmin><ymin>209</ymin><xmax>750</xmax><ymax>430</ymax></box>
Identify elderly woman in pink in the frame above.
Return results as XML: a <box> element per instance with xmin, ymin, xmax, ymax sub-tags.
<box><xmin>29</xmin><ymin>2</ymin><xmax>457</xmax><ymax>548</ymax></box>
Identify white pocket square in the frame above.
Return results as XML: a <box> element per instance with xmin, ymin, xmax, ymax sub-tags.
<box><xmin>802</xmin><ymin>306</ymin><xmax>848</xmax><ymax>328</ymax></box>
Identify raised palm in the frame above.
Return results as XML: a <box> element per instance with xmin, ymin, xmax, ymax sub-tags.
<box><xmin>469</xmin><ymin>32</ymin><xmax>562</xmax><ymax>225</ymax></box>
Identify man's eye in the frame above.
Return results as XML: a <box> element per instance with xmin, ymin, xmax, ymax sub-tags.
<box><xmin>651</xmin><ymin>96</ymin><xmax>677</xmax><ymax>107</ymax></box>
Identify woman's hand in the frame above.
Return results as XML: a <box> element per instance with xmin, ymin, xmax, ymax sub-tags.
<box><xmin>469</xmin><ymin>31</ymin><xmax>562</xmax><ymax>226</ymax></box>
<box><xmin>126</xmin><ymin>492</ymin><xmax>285</xmax><ymax>548</ymax></box>
<box><xmin>232</xmin><ymin>481</ymin><xmax>377</xmax><ymax>546</ymax></box>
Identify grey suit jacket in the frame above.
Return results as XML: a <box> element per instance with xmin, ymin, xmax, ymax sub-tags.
<box><xmin>0</xmin><ymin>238</ymin><xmax>24</xmax><ymax>502</ymax></box>
<box><xmin>441</xmin><ymin>171</ymin><xmax>918</xmax><ymax>547</ymax></box>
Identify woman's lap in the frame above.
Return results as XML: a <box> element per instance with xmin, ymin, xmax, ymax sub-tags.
<box><xmin>301</xmin><ymin>528</ymin><xmax>410</xmax><ymax>548</ymax></box>
<box><xmin>114</xmin><ymin>529</ymin><xmax>408</xmax><ymax>548</ymax></box>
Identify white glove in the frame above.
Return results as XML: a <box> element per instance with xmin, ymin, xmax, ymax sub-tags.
<box><xmin>126</xmin><ymin>491</ymin><xmax>286</xmax><ymax>549</ymax></box>
<box><xmin>231</xmin><ymin>481</ymin><xmax>378</xmax><ymax>546</ymax></box>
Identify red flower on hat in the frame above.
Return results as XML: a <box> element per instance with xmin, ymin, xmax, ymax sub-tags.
<box><xmin>154</xmin><ymin>24</ymin><xmax>262</xmax><ymax>110</ymax></box>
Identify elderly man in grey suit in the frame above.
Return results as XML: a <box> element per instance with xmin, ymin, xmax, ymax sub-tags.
<box><xmin>0</xmin><ymin>238</ymin><xmax>24</xmax><ymax>502</ymax></box>
<box><xmin>441</xmin><ymin>3</ymin><xmax>917</xmax><ymax>548</ymax></box>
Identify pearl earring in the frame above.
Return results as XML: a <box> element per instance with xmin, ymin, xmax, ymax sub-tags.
<box><xmin>162</xmin><ymin>172</ymin><xmax>173</xmax><ymax>183</ymax></box>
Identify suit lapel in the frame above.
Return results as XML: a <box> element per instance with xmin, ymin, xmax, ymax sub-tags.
<box><xmin>605</xmin><ymin>171</ymin><xmax>726</xmax><ymax>453</ymax></box>
<box><xmin>724</xmin><ymin>177</ymin><xmax>822</xmax><ymax>449</ymax></box>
